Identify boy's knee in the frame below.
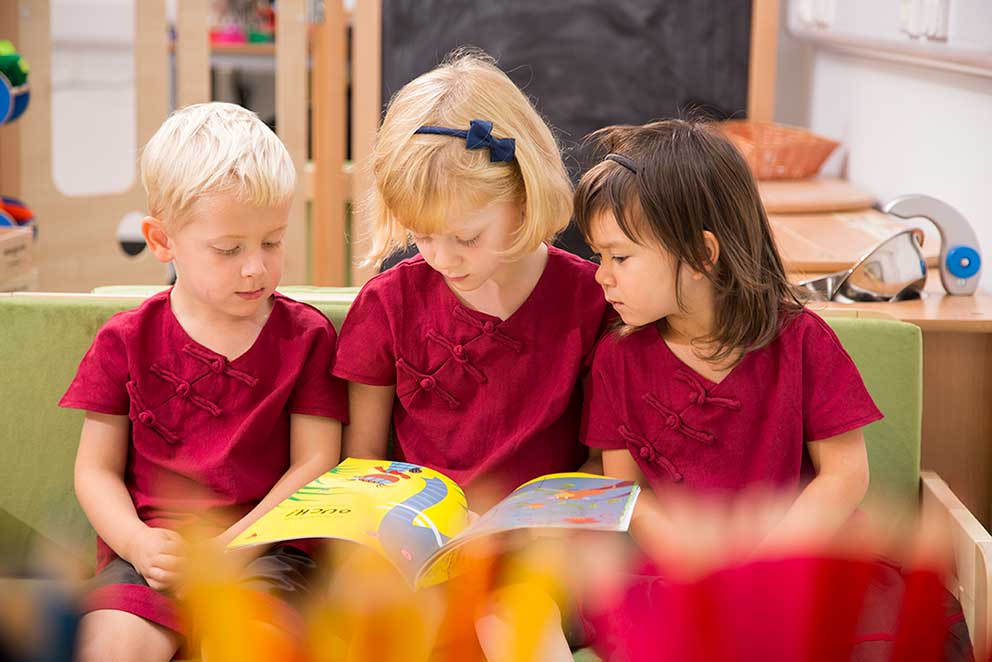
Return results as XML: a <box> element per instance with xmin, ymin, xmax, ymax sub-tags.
<box><xmin>76</xmin><ymin>610</ymin><xmax>178</xmax><ymax>662</ymax></box>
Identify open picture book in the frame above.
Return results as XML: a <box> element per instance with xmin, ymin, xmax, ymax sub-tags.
<box><xmin>229</xmin><ymin>457</ymin><xmax>640</xmax><ymax>589</ymax></box>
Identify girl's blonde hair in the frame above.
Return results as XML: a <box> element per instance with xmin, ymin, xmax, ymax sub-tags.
<box><xmin>141</xmin><ymin>102</ymin><xmax>295</xmax><ymax>228</ymax></box>
<box><xmin>365</xmin><ymin>49</ymin><xmax>572</xmax><ymax>267</ymax></box>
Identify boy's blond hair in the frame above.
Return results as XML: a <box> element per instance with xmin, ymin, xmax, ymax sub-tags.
<box><xmin>141</xmin><ymin>102</ymin><xmax>295</xmax><ymax>227</ymax></box>
<box><xmin>366</xmin><ymin>49</ymin><xmax>573</xmax><ymax>267</ymax></box>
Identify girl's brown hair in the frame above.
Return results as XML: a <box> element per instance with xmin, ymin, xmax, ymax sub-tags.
<box><xmin>574</xmin><ymin>119</ymin><xmax>805</xmax><ymax>362</ymax></box>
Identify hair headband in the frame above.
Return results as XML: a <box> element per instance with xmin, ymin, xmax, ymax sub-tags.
<box><xmin>604</xmin><ymin>153</ymin><xmax>638</xmax><ymax>173</ymax></box>
<box><xmin>414</xmin><ymin>119</ymin><xmax>516</xmax><ymax>163</ymax></box>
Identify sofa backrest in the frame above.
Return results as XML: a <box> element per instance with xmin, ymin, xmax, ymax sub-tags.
<box><xmin>0</xmin><ymin>292</ymin><xmax>921</xmax><ymax>570</ymax></box>
<box><xmin>827</xmin><ymin>316</ymin><xmax>922</xmax><ymax>524</ymax></box>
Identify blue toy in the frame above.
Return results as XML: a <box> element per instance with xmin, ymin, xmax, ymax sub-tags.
<box><xmin>0</xmin><ymin>40</ymin><xmax>30</xmax><ymax>125</ymax></box>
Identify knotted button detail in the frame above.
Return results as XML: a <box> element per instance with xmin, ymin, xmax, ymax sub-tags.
<box><xmin>643</xmin><ymin>393</ymin><xmax>716</xmax><ymax>445</ymax></box>
<box><xmin>676</xmin><ymin>370</ymin><xmax>741</xmax><ymax>411</ymax></box>
<box><xmin>181</xmin><ymin>344</ymin><xmax>258</xmax><ymax>387</ymax></box>
<box><xmin>126</xmin><ymin>382</ymin><xmax>180</xmax><ymax>444</ymax></box>
<box><xmin>149</xmin><ymin>358</ymin><xmax>236</xmax><ymax>419</ymax></box>
<box><xmin>618</xmin><ymin>424</ymin><xmax>682</xmax><ymax>483</ymax></box>
<box><xmin>396</xmin><ymin>358</ymin><xmax>460</xmax><ymax>409</ymax></box>
<box><xmin>451</xmin><ymin>307</ymin><xmax>522</xmax><ymax>352</ymax></box>
<box><xmin>425</xmin><ymin>331</ymin><xmax>487</xmax><ymax>383</ymax></box>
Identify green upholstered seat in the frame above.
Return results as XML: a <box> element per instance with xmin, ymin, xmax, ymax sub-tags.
<box><xmin>0</xmin><ymin>292</ymin><xmax>922</xmax><ymax>662</ymax></box>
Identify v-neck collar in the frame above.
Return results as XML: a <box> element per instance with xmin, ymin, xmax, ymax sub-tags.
<box><xmin>164</xmin><ymin>288</ymin><xmax>280</xmax><ymax>365</ymax></box>
<box><xmin>436</xmin><ymin>245</ymin><xmax>556</xmax><ymax>326</ymax></box>
<box><xmin>652</xmin><ymin>325</ymin><xmax>752</xmax><ymax>392</ymax></box>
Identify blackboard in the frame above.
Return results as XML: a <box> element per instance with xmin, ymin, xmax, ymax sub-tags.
<box><xmin>380</xmin><ymin>0</ymin><xmax>753</xmax><ymax>261</ymax></box>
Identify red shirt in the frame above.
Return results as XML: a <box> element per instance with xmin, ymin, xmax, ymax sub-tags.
<box><xmin>60</xmin><ymin>290</ymin><xmax>348</xmax><ymax>570</ymax></box>
<box><xmin>333</xmin><ymin>246</ymin><xmax>607</xmax><ymax>504</ymax></box>
<box><xmin>581</xmin><ymin>309</ymin><xmax>883</xmax><ymax>493</ymax></box>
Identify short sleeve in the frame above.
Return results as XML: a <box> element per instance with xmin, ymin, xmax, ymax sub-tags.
<box><xmin>582</xmin><ymin>307</ymin><xmax>618</xmax><ymax>373</ymax></box>
<box><xmin>580</xmin><ymin>340</ymin><xmax>627</xmax><ymax>450</ymax></box>
<box><xmin>59</xmin><ymin>319</ymin><xmax>130</xmax><ymax>415</ymax></box>
<box><xmin>288</xmin><ymin>320</ymin><xmax>349</xmax><ymax>423</ymax></box>
<box><xmin>801</xmin><ymin>314</ymin><xmax>884</xmax><ymax>442</ymax></box>
<box><xmin>332</xmin><ymin>282</ymin><xmax>397</xmax><ymax>386</ymax></box>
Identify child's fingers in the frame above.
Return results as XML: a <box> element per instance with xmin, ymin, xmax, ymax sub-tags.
<box><xmin>145</xmin><ymin>576</ymin><xmax>169</xmax><ymax>591</ymax></box>
<box><xmin>144</xmin><ymin>567</ymin><xmax>180</xmax><ymax>591</ymax></box>
<box><xmin>152</xmin><ymin>552</ymin><xmax>186</xmax><ymax>573</ymax></box>
<box><xmin>157</xmin><ymin>530</ymin><xmax>186</xmax><ymax>554</ymax></box>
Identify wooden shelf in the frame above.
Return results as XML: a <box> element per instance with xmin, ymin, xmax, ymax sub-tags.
<box><xmin>791</xmin><ymin>269</ymin><xmax>992</xmax><ymax>332</ymax></box>
<box><xmin>209</xmin><ymin>42</ymin><xmax>276</xmax><ymax>56</ymax></box>
<box><xmin>772</xmin><ymin>208</ymin><xmax>941</xmax><ymax>273</ymax></box>
<box><xmin>759</xmin><ymin>177</ymin><xmax>875</xmax><ymax>214</ymax></box>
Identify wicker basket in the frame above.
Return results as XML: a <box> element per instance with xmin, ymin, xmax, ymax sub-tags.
<box><xmin>718</xmin><ymin>120</ymin><xmax>840</xmax><ymax>180</ymax></box>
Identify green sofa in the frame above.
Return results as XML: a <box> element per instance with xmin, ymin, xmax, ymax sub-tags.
<box><xmin>0</xmin><ymin>290</ymin><xmax>923</xmax><ymax>570</ymax></box>
<box><xmin>8</xmin><ymin>288</ymin><xmax>983</xmax><ymax>661</ymax></box>
<box><xmin>0</xmin><ymin>288</ymin><xmax>358</xmax><ymax>568</ymax></box>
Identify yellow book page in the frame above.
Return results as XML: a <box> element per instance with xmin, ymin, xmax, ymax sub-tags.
<box><xmin>229</xmin><ymin>458</ymin><xmax>470</xmax><ymax>586</ymax></box>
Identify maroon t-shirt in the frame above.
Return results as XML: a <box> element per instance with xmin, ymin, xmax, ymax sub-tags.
<box><xmin>60</xmin><ymin>290</ymin><xmax>348</xmax><ymax>570</ymax></box>
<box><xmin>581</xmin><ymin>309</ymin><xmax>883</xmax><ymax>493</ymax></box>
<box><xmin>333</xmin><ymin>246</ymin><xmax>607</xmax><ymax>504</ymax></box>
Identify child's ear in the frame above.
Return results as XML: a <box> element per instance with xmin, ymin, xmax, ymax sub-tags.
<box><xmin>141</xmin><ymin>216</ymin><xmax>175</xmax><ymax>263</ymax></box>
<box><xmin>702</xmin><ymin>230</ymin><xmax>720</xmax><ymax>270</ymax></box>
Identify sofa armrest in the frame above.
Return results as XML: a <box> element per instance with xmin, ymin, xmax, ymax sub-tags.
<box><xmin>921</xmin><ymin>470</ymin><xmax>992</xmax><ymax>659</ymax></box>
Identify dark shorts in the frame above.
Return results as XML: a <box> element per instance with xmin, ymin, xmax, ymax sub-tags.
<box><xmin>84</xmin><ymin>544</ymin><xmax>318</xmax><ymax>637</ymax></box>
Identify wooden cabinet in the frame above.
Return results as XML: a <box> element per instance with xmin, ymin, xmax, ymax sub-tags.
<box><xmin>766</xmin><ymin>178</ymin><xmax>992</xmax><ymax>526</ymax></box>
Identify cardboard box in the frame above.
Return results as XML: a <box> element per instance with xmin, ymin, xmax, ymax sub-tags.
<box><xmin>0</xmin><ymin>227</ymin><xmax>34</xmax><ymax>283</ymax></box>
<box><xmin>0</xmin><ymin>267</ymin><xmax>39</xmax><ymax>292</ymax></box>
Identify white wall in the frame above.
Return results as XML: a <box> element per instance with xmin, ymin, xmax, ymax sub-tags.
<box><xmin>775</xmin><ymin>16</ymin><xmax>992</xmax><ymax>291</ymax></box>
<box><xmin>47</xmin><ymin>0</ymin><xmax>282</xmax><ymax>198</ymax></box>
<box><xmin>50</xmin><ymin>0</ymin><xmax>137</xmax><ymax>197</ymax></box>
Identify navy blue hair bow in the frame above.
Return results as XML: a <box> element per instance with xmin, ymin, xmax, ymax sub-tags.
<box><xmin>414</xmin><ymin>120</ymin><xmax>516</xmax><ymax>163</ymax></box>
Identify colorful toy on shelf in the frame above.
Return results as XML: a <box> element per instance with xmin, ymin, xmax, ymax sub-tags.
<box><xmin>0</xmin><ymin>196</ymin><xmax>36</xmax><ymax>237</ymax></box>
<box><xmin>210</xmin><ymin>22</ymin><xmax>247</xmax><ymax>44</ymax></box>
<box><xmin>209</xmin><ymin>1</ymin><xmax>275</xmax><ymax>44</ymax></box>
<box><xmin>252</xmin><ymin>2</ymin><xmax>275</xmax><ymax>42</ymax></box>
<box><xmin>0</xmin><ymin>40</ymin><xmax>30</xmax><ymax>125</ymax></box>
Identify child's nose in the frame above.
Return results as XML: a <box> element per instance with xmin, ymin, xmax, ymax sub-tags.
<box><xmin>433</xmin><ymin>242</ymin><xmax>460</xmax><ymax>270</ymax></box>
<box><xmin>595</xmin><ymin>263</ymin><xmax>614</xmax><ymax>287</ymax></box>
<box><xmin>241</xmin><ymin>252</ymin><xmax>267</xmax><ymax>278</ymax></box>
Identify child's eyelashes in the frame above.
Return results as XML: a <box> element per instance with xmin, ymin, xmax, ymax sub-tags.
<box><xmin>212</xmin><ymin>241</ymin><xmax>282</xmax><ymax>256</ymax></box>
<box><xmin>410</xmin><ymin>233</ymin><xmax>479</xmax><ymax>247</ymax></box>
<box><xmin>590</xmin><ymin>253</ymin><xmax>627</xmax><ymax>265</ymax></box>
